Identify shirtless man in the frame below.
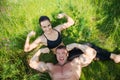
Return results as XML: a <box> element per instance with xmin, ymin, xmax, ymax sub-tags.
<box><xmin>29</xmin><ymin>43</ymin><xmax>96</xmax><ymax>80</ymax></box>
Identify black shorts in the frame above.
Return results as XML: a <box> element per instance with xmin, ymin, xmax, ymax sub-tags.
<box><xmin>83</xmin><ymin>43</ymin><xmax>111</xmax><ymax>60</ymax></box>
<box><xmin>68</xmin><ymin>43</ymin><xmax>111</xmax><ymax>61</ymax></box>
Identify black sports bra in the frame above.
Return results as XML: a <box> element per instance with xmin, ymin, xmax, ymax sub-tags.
<box><xmin>44</xmin><ymin>29</ymin><xmax>62</xmax><ymax>49</ymax></box>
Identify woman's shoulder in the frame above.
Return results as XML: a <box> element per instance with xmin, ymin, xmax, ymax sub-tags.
<box><xmin>54</xmin><ymin>27</ymin><xmax>61</xmax><ymax>33</ymax></box>
<box><xmin>36</xmin><ymin>34</ymin><xmax>47</xmax><ymax>44</ymax></box>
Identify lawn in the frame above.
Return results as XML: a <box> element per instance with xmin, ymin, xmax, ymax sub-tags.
<box><xmin>0</xmin><ymin>0</ymin><xmax>120</xmax><ymax>80</ymax></box>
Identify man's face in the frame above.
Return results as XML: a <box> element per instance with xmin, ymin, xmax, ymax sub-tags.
<box><xmin>40</xmin><ymin>20</ymin><xmax>52</xmax><ymax>32</ymax></box>
<box><xmin>56</xmin><ymin>49</ymin><xmax>68</xmax><ymax>65</ymax></box>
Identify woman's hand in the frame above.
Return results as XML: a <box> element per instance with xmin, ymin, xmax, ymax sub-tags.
<box><xmin>27</xmin><ymin>31</ymin><xmax>36</xmax><ymax>38</ymax></box>
<box><xmin>57</xmin><ymin>13</ymin><xmax>66</xmax><ymax>19</ymax></box>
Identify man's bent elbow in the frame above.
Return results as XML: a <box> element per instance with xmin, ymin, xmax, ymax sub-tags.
<box><xmin>29</xmin><ymin>62</ymin><xmax>33</xmax><ymax>68</ymax></box>
<box><xmin>91</xmin><ymin>49</ymin><xmax>97</xmax><ymax>59</ymax></box>
<box><xmin>24</xmin><ymin>48</ymin><xmax>29</xmax><ymax>52</ymax></box>
<box><xmin>29</xmin><ymin>61</ymin><xmax>37</xmax><ymax>70</ymax></box>
<box><xmin>87</xmin><ymin>48</ymin><xmax>97</xmax><ymax>58</ymax></box>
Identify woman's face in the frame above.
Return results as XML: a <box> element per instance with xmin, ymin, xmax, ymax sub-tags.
<box><xmin>40</xmin><ymin>20</ymin><xmax>52</xmax><ymax>32</ymax></box>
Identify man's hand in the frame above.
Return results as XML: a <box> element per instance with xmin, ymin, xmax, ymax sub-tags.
<box><xmin>57</xmin><ymin>13</ymin><xmax>66</xmax><ymax>19</ymax></box>
<box><xmin>40</xmin><ymin>48</ymin><xmax>50</xmax><ymax>54</ymax></box>
<box><xmin>27</xmin><ymin>31</ymin><xmax>36</xmax><ymax>38</ymax></box>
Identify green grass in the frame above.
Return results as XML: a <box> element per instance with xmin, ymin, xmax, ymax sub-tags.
<box><xmin>0</xmin><ymin>0</ymin><xmax>120</xmax><ymax>80</ymax></box>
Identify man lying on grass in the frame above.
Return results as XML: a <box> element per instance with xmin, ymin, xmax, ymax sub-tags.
<box><xmin>29</xmin><ymin>43</ymin><xmax>96</xmax><ymax>80</ymax></box>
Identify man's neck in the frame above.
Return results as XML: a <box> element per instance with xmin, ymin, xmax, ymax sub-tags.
<box><xmin>57</xmin><ymin>61</ymin><xmax>69</xmax><ymax>67</ymax></box>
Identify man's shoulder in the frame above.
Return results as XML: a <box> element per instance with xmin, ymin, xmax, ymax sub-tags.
<box><xmin>46</xmin><ymin>63</ymin><xmax>56</xmax><ymax>71</ymax></box>
<box><xmin>70</xmin><ymin>57</ymin><xmax>81</xmax><ymax>64</ymax></box>
<box><xmin>46</xmin><ymin>63</ymin><xmax>53</xmax><ymax>66</ymax></box>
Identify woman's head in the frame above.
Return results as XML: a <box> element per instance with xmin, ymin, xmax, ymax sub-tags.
<box><xmin>39</xmin><ymin>16</ymin><xmax>50</xmax><ymax>24</ymax></box>
<box><xmin>39</xmin><ymin>16</ymin><xmax>52</xmax><ymax>32</ymax></box>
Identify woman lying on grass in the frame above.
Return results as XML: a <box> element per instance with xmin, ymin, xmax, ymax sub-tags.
<box><xmin>24</xmin><ymin>13</ymin><xmax>74</xmax><ymax>53</ymax></box>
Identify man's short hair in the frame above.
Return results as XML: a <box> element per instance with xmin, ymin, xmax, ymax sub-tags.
<box><xmin>56</xmin><ymin>45</ymin><xmax>66</xmax><ymax>50</ymax></box>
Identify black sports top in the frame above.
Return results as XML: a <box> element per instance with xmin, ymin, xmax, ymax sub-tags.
<box><xmin>44</xmin><ymin>29</ymin><xmax>62</xmax><ymax>49</ymax></box>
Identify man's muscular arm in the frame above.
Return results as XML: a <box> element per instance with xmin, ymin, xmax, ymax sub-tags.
<box><xmin>67</xmin><ymin>43</ymin><xmax>96</xmax><ymax>67</ymax></box>
<box><xmin>29</xmin><ymin>48</ymin><xmax>50</xmax><ymax>72</ymax></box>
<box><xmin>66</xmin><ymin>43</ymin><xmax>88</xmax><ymax>52</ymax></box>
<box><xmin>78</xmin><ymin>46</ymin><xmax>96</xmax><ymax>67</ymax></box>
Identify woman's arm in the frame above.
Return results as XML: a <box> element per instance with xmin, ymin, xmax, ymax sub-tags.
<box><xmin>55</xmin><ymin>13</ymin><xmax>74</xmax><ymax>31</ymax></box>
<box><xmin>24</xmin><ymin>31</ymin><xmax>42</xmax><ymax>52</ymax></box>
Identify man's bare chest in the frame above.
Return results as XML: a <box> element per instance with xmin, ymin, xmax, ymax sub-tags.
<box><xmin>51</xmin><ymin>63</ymin><xmax>80</xmax><ymax>79</ymax></box>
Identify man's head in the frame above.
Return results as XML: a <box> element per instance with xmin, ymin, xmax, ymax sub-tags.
<box><xmin>39</xmin><ymin>16</ymin><xmax>52</xmax><ymax>32</ymax></box>
<box><xmin>55</xmin><ymin>45</ymin><xmax>69</xmax><ymax>65</ymax></box>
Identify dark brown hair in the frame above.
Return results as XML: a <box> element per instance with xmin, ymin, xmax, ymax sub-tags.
<box><xmin>39</xmin><ymin>16</ymin><xmax>50</xmax><ymax>25</ymax></box>
<box><xmin>56</xmin><ymin>45</ymin><xmax>66</xmax><ymax>50</ymax></box>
